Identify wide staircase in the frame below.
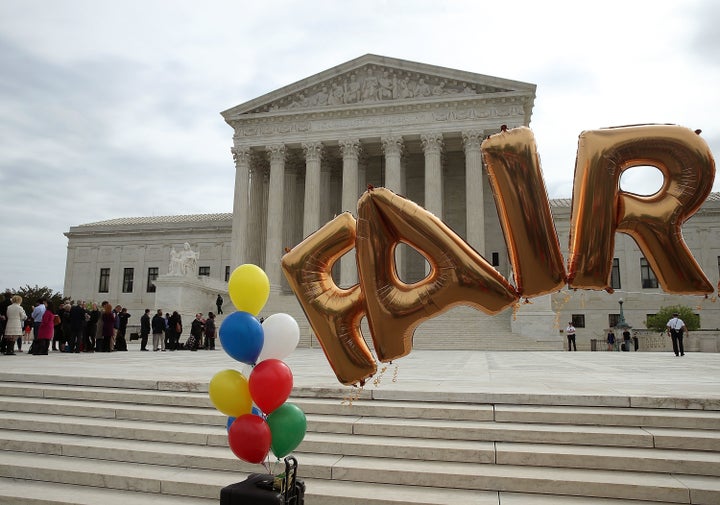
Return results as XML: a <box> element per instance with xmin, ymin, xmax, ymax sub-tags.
<box><xmin>265</xmin><ymin>294</ymin><xmax>561</xmax><ymax>351</ymax></box>
<box><xmin>0</xmin><ymin>374</ymin><xmax>718</xmax><ymax>504</ymax></box>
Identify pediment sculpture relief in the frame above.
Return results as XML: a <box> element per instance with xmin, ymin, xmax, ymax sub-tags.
<box><xmin>249</xmin><ymin>65</ymin><xmax>511</xmax><ymax>114</ymax></box>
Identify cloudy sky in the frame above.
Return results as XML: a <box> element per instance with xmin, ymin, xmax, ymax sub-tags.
<box><xmin>1</xmin><ymin>0</ymin><xmax>719</xmax><ymax>293</ymax></box>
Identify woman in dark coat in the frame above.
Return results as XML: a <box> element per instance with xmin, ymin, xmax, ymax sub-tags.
<box><xmin>168</xmin><ymin>311</ymin><xmax>182</xmax><ymax>351</ymax></box>
<box><xmin>85</xmin><ymin>303</ymin><xmax>100</xmax><ymax>352</ymax></box>
<box><xmin>99</xmin><ymin>303</ymin><xmax>115</xmax><ymax>352</ymax></box>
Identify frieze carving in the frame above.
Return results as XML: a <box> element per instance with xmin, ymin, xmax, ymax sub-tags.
<box><xmin>232</xmin><ymin>103</ymin><xmax>526</xmax><ymax>139</ymax></box>
<box><xmin>248</xmin><ymin>64</ymin><xmax>511</xmax><ymax>113</ymax></box>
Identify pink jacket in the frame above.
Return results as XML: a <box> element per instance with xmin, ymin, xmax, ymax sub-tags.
<box><xmin>38</xmin><ymin>309</ymin><xmax>55</xmax><ymax>340</ymax></box>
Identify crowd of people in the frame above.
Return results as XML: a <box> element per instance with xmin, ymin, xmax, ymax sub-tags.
<box><xmin>0</xmin><ymin>292</ymin><xmax>217</xmax><ymax>356</ymax></box>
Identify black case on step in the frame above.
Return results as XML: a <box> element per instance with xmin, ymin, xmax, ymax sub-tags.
<box><xmin>220</xmin><ymin>457</ymin><xmax>305</xmax><ymax>505</ymax></box>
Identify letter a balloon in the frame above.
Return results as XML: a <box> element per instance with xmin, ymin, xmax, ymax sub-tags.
<box><xmin>228</xmin><ymin>264</ymin><xmax>270</xmax><ymax>316</ymax></box>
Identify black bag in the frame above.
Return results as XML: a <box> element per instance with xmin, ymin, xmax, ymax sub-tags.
<box><xmin>220</xmin><ymin>457</ymin><xmax>304</xmax><ymax>505</ymax></box>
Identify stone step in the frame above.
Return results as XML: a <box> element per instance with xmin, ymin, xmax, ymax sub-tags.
<box><xmin>496</xmin><ymin>442</ymin><xmax>720</xmax><ymax>477</ymax></box>
<box><xmin>5</xmin><ymin>382</ymin><xmax>720</xmax><ymax>429</ymax></box>
<box><xmin>0</xmin><ymin>478</ymin><xmax>218</xmax><ymax>505</ymax></box>
<box><xmin>330</xmin><ymin>455</ymin><xmax>720</xmax><ymax>503</ymax></box>
<box><xmin>2</xmin><ymin>449</ymin><xmax>718</xmax><ymax>504</ymax></box>
<box><xmin>3</xmin><ymin>427</ymin><xmax>717</xmax><ymax>478</ymax></box>
<box><xmin>3</xmin><ymin>402</ymin><xmax>719</xmax><ymax>454</ymax></box>
<box><xmin>0</xmin><ymin>476</ymin><xmax>701</xmax><ymax>505</ymax></box>
<box><xmin>495</xmin><ymin>404</ymin><xmax>720</xmax><ymax>429</ymax></box>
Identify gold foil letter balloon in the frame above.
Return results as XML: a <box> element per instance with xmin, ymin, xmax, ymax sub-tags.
<box><xmin>568</xmin><ymin>124</ymin><xmax>715</xmax><ymax>294</ymax></box>
<box><xmin>356</xmin><ymin>188</ymin><xmax>518</xmax><ymax>363</ymax></box>
<box><xmin>281</xmin><ymin>212</ymin><xmax>376</xmax><ymax>386</ymax></box>
<box><xmin>482</xmin><ymin>127</ymin><xmax>567</xmax><ymax>297</ymax></box>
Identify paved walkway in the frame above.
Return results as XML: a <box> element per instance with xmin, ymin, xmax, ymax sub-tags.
<box><xmin>1</xmin><ymin>342</ymin><xmax>718</xmax><ymax>407</ymax></box>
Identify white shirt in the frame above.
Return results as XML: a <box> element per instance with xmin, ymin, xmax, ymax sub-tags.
<box><xmin>667</xmin><ymin>317</ymin><xmax>685</xmax><ymax>331</ymax></box>
<box><xmin>565</xmin><ymin>325</ymin><xmax>576</xmax><ymax>335</ymax></box>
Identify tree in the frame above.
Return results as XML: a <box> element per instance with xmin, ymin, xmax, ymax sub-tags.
<box><xmin>2</xmin><ymin>285</ymin><xmax>64</xmax><ymax>316</ymax></box>
<box><xmin>646</xmin><ymin>305</ymin><xmax>700</xmax><ymax>332</ymax></box>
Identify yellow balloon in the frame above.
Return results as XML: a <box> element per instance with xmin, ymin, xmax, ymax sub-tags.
<box><xmin>228</xmin><ymin>264</ymin><xmax>270</xmax><ymax>316</ymax></box>
<box><xmin>208</xmin><ymin>369</ymin><xmax>252</xmax><ymax>417</ymax></box>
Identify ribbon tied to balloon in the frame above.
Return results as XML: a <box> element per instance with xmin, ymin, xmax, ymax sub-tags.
<box><xmin>209</xmin><ymin>264</ymin><xmax>307</xmax><ymax>466</ymax></box>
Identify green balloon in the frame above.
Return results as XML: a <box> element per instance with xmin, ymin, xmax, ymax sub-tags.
<box><xmin>267</xmin><ymin>402</ymin><xmax>307</xmax><ymax>459</ymax></box>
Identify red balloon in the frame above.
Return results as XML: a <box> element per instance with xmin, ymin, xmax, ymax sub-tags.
<box><xmin>249</xmin><ymin>359</ymin><xmax>293</xmax><ymax>415</ymax></box>
<box><xmin>227</xmin><ymin>414</ymin><xmax>271</xmax><ymax>464</ymax></box>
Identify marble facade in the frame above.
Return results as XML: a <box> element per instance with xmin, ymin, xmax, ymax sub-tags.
<box><xmin>63</xmin><ymin>55</ymin><xmax>720</xmax><ymax>350</ymax></box>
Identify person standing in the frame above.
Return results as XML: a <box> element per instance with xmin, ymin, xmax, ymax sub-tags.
<box><xmin>68</xmin><ymin>301</ymin><xmax>87</xmax><ymax>353</ymax></box>
<box><xmin>85</xmin><ymin>303</ymin><xmax>100</xmax><ymax>352</ymax></box>
<box><xmin>30</xmin><ymin>299</ymin><xmax>46</xmax><ymax>340</ymax></box>
<box><xmin>115</xmin><ymin>307</ymin><xmax>130</xmax><ymax>351</ymax></box>
<box><xmin>139</xmin><ymin>309</ymin><xmax>151</xmax><ymax>351</ymax></box>
<box><xmin>33</xmin><ymin>301</ymin><xmax>54</xmax><ymax>355</ymax></box>
<box><xmin>168</xmin><ymin>311</ymin><xmax>182</xmax><ymax>351</ymax></box>
<box><xmin>0</xmin><ymin>291</ymin><xmax>12</xmax><ymax>354</ymax></box>
<box><xmin>204</xmin><ymin>312</ymin><xmax>216</xmax><ymax>350</ymax></box>
<box><xmin>565</xmin><ymin>322</ymin><xmax>577</xmax><ymax>351</ymax></box>
<box><xmin>99</xmin><ymin>303</ymin><xmax>115</xmax><ymax>352</ymax></box>
<box><xmin>151</xmin><ymin>309</ymin><xmax>166</xmax><ymax>351</ymax></box>
<box><xmin>188</xmin><ymin>313</ymin><xmax>204</xmax><ymax>351</ymax></box>
<box><xmin>606</xmin><ymin>330</ymin><xmax>616</xmax><ymax>351</ymax></box>
<box><xmin>3</xmin><ymin>295</ymin><xmax>26</xmax><ymax>355</ymax></box>
<box><xmin>216</xmin><ymin>294</ymin><xmax>224</xmax><ymax>315</ymax></box>
<box><xmin>666</xmin><ymin>312</ymin><xmax>688</xmax><ymax>357</ymax></box>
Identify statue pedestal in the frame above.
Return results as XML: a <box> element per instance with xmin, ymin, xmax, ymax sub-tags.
<box><xmin>154</xmin><ymin>275</ymin><xmax>227</xmax><ymax>322</ymax></box>
<box><xmin>511</xmin><ymin>294</ymin><xmax>563</xmax><ymax>349</ymax></box>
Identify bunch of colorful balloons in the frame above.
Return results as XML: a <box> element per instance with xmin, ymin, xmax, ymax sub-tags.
<box><xmin>208</xmin><ymin>264</ymin><xmax>307</xmax><ymax>465</ymax></box>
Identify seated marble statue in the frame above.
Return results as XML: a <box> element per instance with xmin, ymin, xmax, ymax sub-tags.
<box><xmin>179</xmin><ymin>242</ymin><xmax>199</xmax><ymax>276</ymax></box>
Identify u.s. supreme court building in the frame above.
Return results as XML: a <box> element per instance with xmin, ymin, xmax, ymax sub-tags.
<box><xmin>64</xmin><ymin>55</ymin><xmax>720</xmax><ymax>352</ymax></box>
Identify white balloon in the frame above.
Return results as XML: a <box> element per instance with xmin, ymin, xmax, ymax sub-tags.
<box><xmin>257</xmin><ymin>313</ymin><xmax>300</xmax><ymax>363</ymax></box>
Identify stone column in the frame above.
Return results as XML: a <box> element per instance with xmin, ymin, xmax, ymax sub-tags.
<box><xmin>282</xmin><ymin>164</ymin><xmax>299</xmax><ymax>292</ymax></box>
<box><xmin>462</xmin><ymin>130</ymin><xmax>485</xmax><ymax>256</ymax></box>
<box><xmin>247</xmin><ymin>163</ymin><xmax>265</xmax><ymax>267</ymax></box>
<box><xmin>339</xmin><ymin>138</ymin><xmax>361</xmax><ymax>286</ymax></box>
<box><xmin>302</xmin><ymin>141</ymin><xmax>324</xmax><ymax>238</ymax></box>
<box><xmin>421</xmin><ymin>132</ymin><xmax>444</xmax><ymax>219</ymax></box>
<box><xmin>230</xmin><ymin>146</ymin><xmax>251</xmax><ymax>270</ymax></box>
<box><xmin>381</xmin><ymin>135</ymin><xmax>403</xmax><ymax>193</ymax></box>
<box><xmin>264</xmin><ymin>143</ymin><xmax>286</xmax><ymax>290</ymax></box>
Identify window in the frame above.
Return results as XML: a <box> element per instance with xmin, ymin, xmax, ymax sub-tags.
<box><xmin>199</xmin><ymin>266</ymin><xmax>210</xmax><ymax>276</ymax></box>
<box><xmin>609</xmin><ymin>314</ymin><xmax>620</xmax><ymax>328</ymax></box>
<box><xmin>122</xmin><ymin>268</ymin><xmax>134</xmax><ymax>293</ymax></box>
<box><xmin>98</xmin><ymin>268</ymin><xmax>110</xmax><ymax>293</ymax></box>
<box><xmin>571</xmin><ymin>314</ymin><xmax>585</xmax><ymax>328</ymax></box>
<box><xmin>147</xmin><ymin>267</ymin><xmax>158</xmax><ymax>293</ymax></box>
<box><xmin>225</xmin><ymin>265</ymin><xmax>231</xmax><ymax>282</ymax></box>
<box><xmin>640</xmin><ymin>258</ymin><xmax>658</xmax><ymax>288</ymax></box>
<box><xmin>491</xmin><ymin>252</ymin><xmax>499</xmax><ymax>267</ymax></box>
<box><xmin>610</xmin><ymin>258</ymin><xmax>621</xmax><ymax>290</ymax></box>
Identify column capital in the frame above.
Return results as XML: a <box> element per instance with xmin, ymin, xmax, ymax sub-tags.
<box><xmin>381</xmin><ymin>135</ymin><xmax>404</xmax><ymax>156</ymax></box>
<box><xmin>461</xmin><ymin>130</ymin><xmax>484</xmax><ymax>151</ymax></box>
<box><xmin>231</xmin><ymin>146</ymin><xmax>252</xmax><ymax>166</ymax></box>
<box><xmin>302</xmin><ymin>141</ymin><xmax>324</xmax><ymax>162</ymax></box>
<box><xmin>266</xmin><ymin>143</ymin><xmax>287</xmax><ymax>164</ymax></box>
<box><xmin>339</xmin><ymin>138</ymin><xmax>362</xmax><ymax>160</ymax></box>
<box><xmin>420</xmin><ymin>133</ymin><xmax>444</xmax><ymax>154</ymax></box>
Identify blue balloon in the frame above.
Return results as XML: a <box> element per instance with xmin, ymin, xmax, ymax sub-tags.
<box><xmin>219</xmin><ymin>311</ymin><xmax>264</xmax><ymax>365</ymax></box>
<box><xmin>226</xmin><ymin>408</ymin><xmax>261</xmax><ymax>431</ymax></box>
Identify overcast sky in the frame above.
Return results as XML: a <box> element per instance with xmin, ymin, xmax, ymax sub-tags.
<box><xmin>1</xmin><ymin>0</ymin><xmax>718</xmax><ymax>293</ymax></box>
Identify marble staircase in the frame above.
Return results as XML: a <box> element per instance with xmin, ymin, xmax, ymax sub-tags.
<box><xmin>0</xmin><ymin>376</ymin><xmax>718</xmax><ymax>504</ymax></box>
<box><xmin>263</xmin><ymin>294</ymin><xmax>562</xmax><ymax>351</ymax></box>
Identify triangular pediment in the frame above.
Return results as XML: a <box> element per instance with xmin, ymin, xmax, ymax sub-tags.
<box><xmin>222</xmin><ymin>54</ymin><xmax>535</xmax><ymax>119</ymax></box>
